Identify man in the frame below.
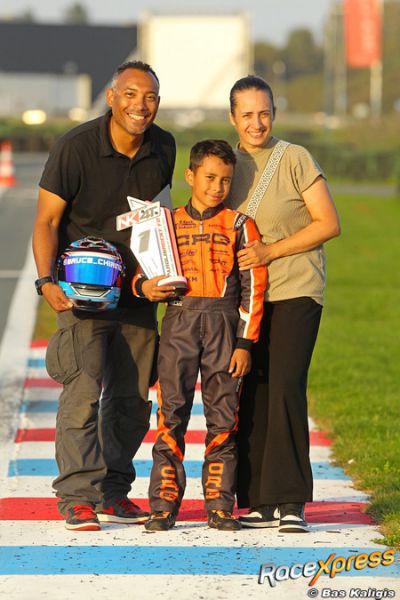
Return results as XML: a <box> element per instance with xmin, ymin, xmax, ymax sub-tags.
<box><xmin>32</xmin><ymin>61</ymin><xmax>176</xmax><ymax>531</ymax></box>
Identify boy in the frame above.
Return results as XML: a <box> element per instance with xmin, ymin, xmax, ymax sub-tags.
<box><xmin>132</xmin><ymin>140</ymin><xmax>266</xmax><ymax>531</ymax></box>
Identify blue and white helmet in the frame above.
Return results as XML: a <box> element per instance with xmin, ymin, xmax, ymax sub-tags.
<box><xmin>57</xmin><ymin>237</ymin><xmax>125</xmax><ymax>311</ymax></box>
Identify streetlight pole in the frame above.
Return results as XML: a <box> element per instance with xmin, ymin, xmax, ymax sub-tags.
<box><xmin>370</xmin><ymin>0</ymin><xmax>384</xmax><ymax>121</ymax></box>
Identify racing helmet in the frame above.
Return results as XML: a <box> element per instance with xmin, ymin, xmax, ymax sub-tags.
<box><xmin>57</xmin><ymin>237</ymin><xmax>125</xmax><ymax>311</ymax></box>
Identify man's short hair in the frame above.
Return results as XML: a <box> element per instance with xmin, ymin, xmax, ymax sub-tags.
<box><xmin>229</xmin><ymin>75</ymin><xmax>275</xmax><ymax>115</ymax></box>
<box><xmin>189</xmin><ymin>139</ymin><xmax>236</xmax><ymax>172</ymax></box>
<box><xmin>111</xmin><ymin>60</ymin><xmax>159</xmax><ymax>88</ymax></box>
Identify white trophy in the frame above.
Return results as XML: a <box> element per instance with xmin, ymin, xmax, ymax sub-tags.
<box><xmin>116</xmin><ymin>186</ymin><xmax>188</xmax><ymax>293</ymax></box>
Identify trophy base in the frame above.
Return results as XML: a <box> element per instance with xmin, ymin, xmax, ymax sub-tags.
<box><xmin>157</xmin><ymin>275</ymin><xmax>188</xmax><ymax>292</ymax></box>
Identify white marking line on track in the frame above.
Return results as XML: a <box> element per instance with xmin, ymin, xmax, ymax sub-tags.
<box><xmin>0</xmin><ymin>270</ymin><xmax>22</xmax><ymax>278</ymax></box>
<box><xmin>26</xmin><ymin>348</ymin><xmax>47</xmax><ymax>358</ymax></box>
<box><xmin>0</xmin><ymin>521</ymin><xmax>383</xmax><ymax>548</ymax></box>
<box><xmin>15</xmin><ymin>411</ymin><xmax>208</xmax><ymax>431</ymax></box>
<box><xmin>14</xmin><ymin>441</ymin><xmax>334</xmax><ymax>463</ymax></box>
<box><xmin>1</xmin><ymin>574</ymin><xmax>398</xmax><ymax>600</ymax></box>
<box><xmin>2</xmin><ymin>476</ymin><xmax>369</xmax><ymax>502</ymax></box>
<box><xmin>23</xmin><ymin>388</ymin><xmax>63</xmax><ymax>400</ymax></box>
<box><xmin>0</xmin><ymin>238</ymin><xmax>38</xmax><ymax>479</ymax></box>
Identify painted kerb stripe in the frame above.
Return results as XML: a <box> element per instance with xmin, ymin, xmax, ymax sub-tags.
<box><xmin>8</xmin><ymin>459</ymin><xmax>350</xmax><ymax>480</ymax></box>
<box><xmin>0</xmin><ymin>546</ymin><xmax>398</xmax><ymax>577</ymax></box>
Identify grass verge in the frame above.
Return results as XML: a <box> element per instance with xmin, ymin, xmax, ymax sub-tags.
<box><xmin>309</xmin><ymin>193</ymin><xmax>400</xmax><ymax>547</ymax></box>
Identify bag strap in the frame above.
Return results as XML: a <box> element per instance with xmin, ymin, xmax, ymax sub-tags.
<box><xmin>245</xmin><ymin>140</ymin><xmax>290</xmax><ymax>220</ymax></box>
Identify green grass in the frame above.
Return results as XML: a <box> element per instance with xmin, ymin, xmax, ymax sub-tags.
<box><xmin>309</xmin><ymin>194</ymin><xmax>400</xmax><ymax>547</ymax></box>
<box><xmin>32</xmin><ymin>147</ymin><xmax>400</xmax><ymax>546</ymax></box>
<box><xmin>33</xmin><ymin>296</ymin><xmax>57</xmax><ymax>340</ymax></box>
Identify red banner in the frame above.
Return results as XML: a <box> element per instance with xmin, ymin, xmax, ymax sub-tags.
<box><xmin>344</xmin><ymin>0</ymin><xmax>382</xmax><ymax>67</ymax></box>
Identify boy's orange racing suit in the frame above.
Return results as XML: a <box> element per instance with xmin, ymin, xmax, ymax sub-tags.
<box><xmin>133</xmin><ymin>201</ymin><xmax>266</xmax><ymax>513</ymax></box>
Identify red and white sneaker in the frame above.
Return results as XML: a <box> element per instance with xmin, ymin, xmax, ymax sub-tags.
<box><xmin>97</xmin><ymin>498</ymin><xmax>149</xmax><ymax>524</ymax></box>
<box><xmin>65</xmin><ymin>504</ymin><xmax>101</xmax><ymax>531</ymax></box>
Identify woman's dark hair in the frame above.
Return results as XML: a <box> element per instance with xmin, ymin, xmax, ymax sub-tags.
<box><xmin>229</xmin><ymin>75</ymin><xmax>275</xmax><ymax>115</ymax></box>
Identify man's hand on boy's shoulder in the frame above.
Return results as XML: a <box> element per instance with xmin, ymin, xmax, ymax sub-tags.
<box><xmin>142</xmin><ymin>275</ymin><xmax>176</xmax><ymax>302</ymax></box>
<box><xmin>228</xmin><ymin>348</ymin><xmax>251</xmax><ymax>378</ymax></box>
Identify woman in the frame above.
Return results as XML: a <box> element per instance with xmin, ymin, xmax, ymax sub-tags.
<box><xmin>226</xmin><ymin>75</ymin><xmax>340</xmax><ymax>533</ymax></box>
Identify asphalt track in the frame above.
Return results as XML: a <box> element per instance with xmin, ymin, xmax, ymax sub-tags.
<box><xmin>0</xmin><ymin>154</ymin><xmax>45</xmax><ymax>340</ymax></box>
<box><xmin>0</xmin><ymin>155</ymin><xmax>44</xmax><ymax>455</ymax></box>
<box><xmin>0</xmin><ymin>157</ymin><xmax>399</xmax><ymax>599</ymax></box>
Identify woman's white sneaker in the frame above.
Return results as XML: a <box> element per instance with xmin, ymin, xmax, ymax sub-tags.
<box><xmin>278</xmin><ymin>503</ymin><xmax>309</xmax><ymax>533</ymax></box>
<box><xmin>239</xmin><ymin>505</ymin><xmax>280</xmax><ymax>528</ymax></box>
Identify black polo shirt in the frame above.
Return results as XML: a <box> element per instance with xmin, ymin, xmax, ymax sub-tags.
<box><xmin>39</xmin><ymin>110</ymin><xmax>176</xmax><ymax>308</ymax></box>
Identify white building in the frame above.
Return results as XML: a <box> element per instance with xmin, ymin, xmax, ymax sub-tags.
<box><xmin>0</xmin><ymin>15</ymin><xmax>252</xmax><ymax>120</ymax></box>
<box><xmin>140</xmin><ymin>13</ymin><xmax>251</xmax><ymax>118</ymax></box>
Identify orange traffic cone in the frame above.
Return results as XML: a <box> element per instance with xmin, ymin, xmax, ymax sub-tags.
<box><xmin>0</xmin><ymin>140</ymin><xmax>17</xmax><ymax>187</ymax></box>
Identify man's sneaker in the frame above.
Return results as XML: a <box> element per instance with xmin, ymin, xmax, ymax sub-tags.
<box><xmin>65</xmin><ymin>504</ymin><xmax>101</xmax><ymax>531</ymax></box>
<box><xmin>144</xmin><ymin>511</ymin><xmax>177</xmax><ymax>531</ymax></box>
<box><xmin>239</xmin><ymin>505</ymin><xmax>280</xmax><ymax>528</ymax></box>
<box><xmin>207</xmin><ymin>510</ymin><xmax>242</xmax><ymax>531</ymax></box>
<box><xmin>97</xmin><ymin>498</ymin><xmax>149</xmax><ymax>524</ymax></box>
<box><xmin>278</xmin><ymin>503</ymin><xmax>309</xmax><ymax>533</ymax></box>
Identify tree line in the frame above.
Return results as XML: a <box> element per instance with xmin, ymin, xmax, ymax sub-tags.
<box><xmin>11</xmin><ymin>1</ymin><xmax>400</xmax><ymax>117</ymax></box>
<box><xmin>254</xmin><ymin>1</ymin><xmax>400</xmax><ymax>116</ymax></box>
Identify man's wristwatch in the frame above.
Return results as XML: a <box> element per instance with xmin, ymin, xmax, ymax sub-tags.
<box><xmin>35</xmin><ymin>276</ymin><xmax>55</xmax><ymax>295</ymax></box>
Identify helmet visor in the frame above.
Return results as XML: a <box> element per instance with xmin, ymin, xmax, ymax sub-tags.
<box><xmin>60</xmin><ymin>251</ymin><xmax>122</xmax><ymax>286</ymax></box>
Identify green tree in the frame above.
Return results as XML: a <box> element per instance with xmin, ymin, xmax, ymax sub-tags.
<box><xmin>63</xmin><ymin>2</ymin><xmax>90</xmax><ymax>24</ymax></box>
<box><xmin>327</xmin><ymin>0</ymin><xmax>400</xmax><ymax>116</ymax></box>
<box><xmin>382</xmin><ymin>0</ymin><xmax>400</xmax><ymax>113</ymax></box>
<box><xmin>282</xmin><ymin>28</ymin><xmax>323</xmax><ymax>78</ymax></box>
<box><xmin>14</xmin><ymin>8</ymin><xmax>36</xmax><ymax>22</ymax></box>
<box><xmin>254</xmin><ymin>41</ymin><xmax>280</xmax><ymax>82</ymax></box>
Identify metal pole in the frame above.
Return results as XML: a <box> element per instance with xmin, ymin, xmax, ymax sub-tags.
<box><xmin>334</xmin><ymin>1</ymin><xmax>347</xmax><ymax>118</ymax></box>
<box><xmin>370</xmin><ymin>60</ymin><xmax>383</xmax><ymax>120</ymax></box>
<box><xmin>323</xmin><ymin>6</ymin><xmax>334</xmax><ymax>116</ymax></box>
<box><xmin>370</xmin><ymin>0</ymin><xmax>384</xmax><ymax>121</ymax></box>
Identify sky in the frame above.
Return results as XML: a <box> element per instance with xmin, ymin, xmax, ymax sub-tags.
<box><xmin>0</xmin><ymin>0</ymin><xmax>335</xmax><ymax>45</ymax></box>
